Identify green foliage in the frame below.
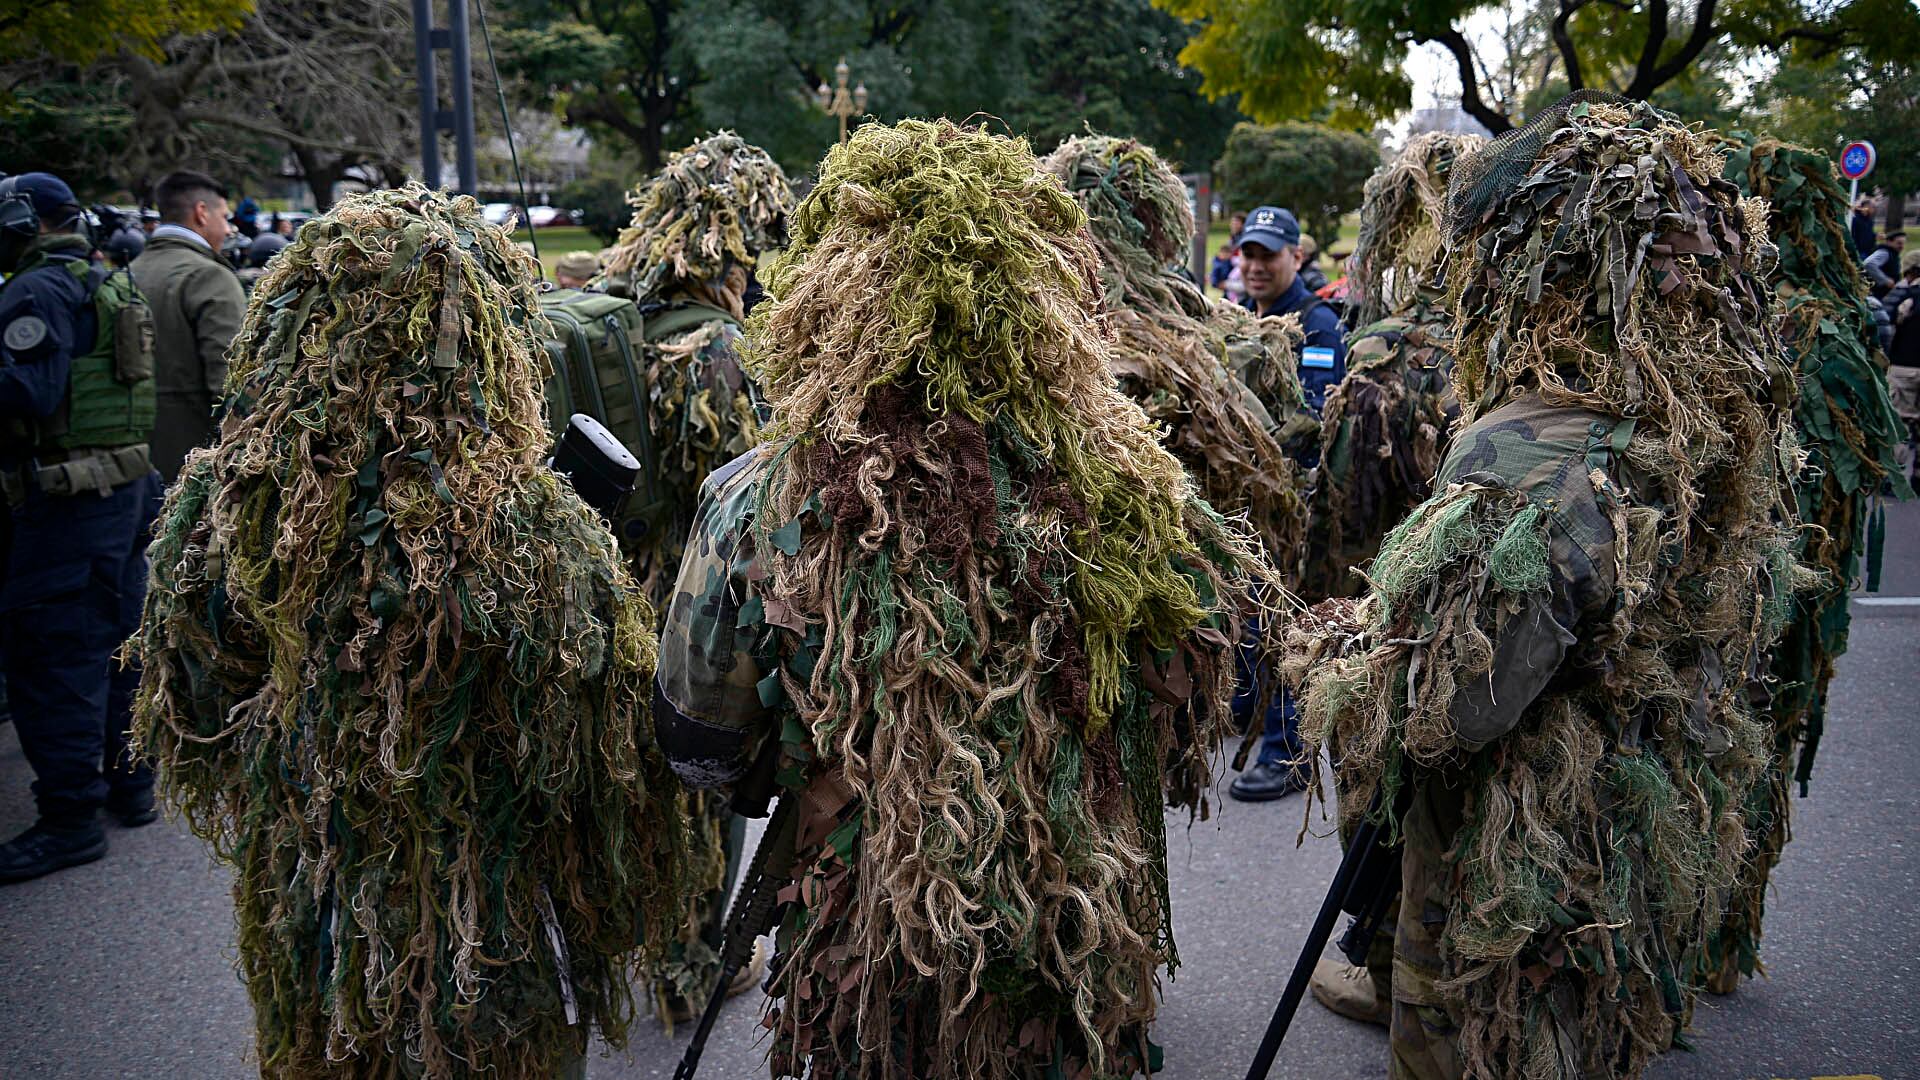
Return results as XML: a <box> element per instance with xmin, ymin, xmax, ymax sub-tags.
<box><xmin>1</xmin><ymin>0</ymin><xmax>251</xmax><ymax>65</ymax></box>
<box><xmin>1155</xmin><ymin>0</ymin><xmax>1918</xmax><ymax>134</ymax></box>
<box><xmin>1214</xmin><ymin>121</ymin><xmax>1378</xmax><ymax>244</ymax></box>
<box><xmin>0</xmin><ymin>80</ymin><xmax>135</xmax><ymax>197</ymax></box>
<box><xmin>556</xmin><ymin>174</ymin><xmax>631</xmax><ymax>244</ymax></box>
<box><xmin>499</xmin><ymin>0</ymin><xmax>1243</xmax><ymax>178</ymax></box>
<box><xmin>1756</xmin><ymin>52</ymin><xmax>1920</xmax><ymax>197</ymax></box>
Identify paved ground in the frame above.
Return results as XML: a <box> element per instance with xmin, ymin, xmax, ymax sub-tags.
<box><xmin>4</xmin><ymin>499</ymin><xmax>1917</xmax><ymax>1079</ymax></box>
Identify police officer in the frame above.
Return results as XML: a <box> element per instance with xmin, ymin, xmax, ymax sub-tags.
<box><xmin>1238</xmin><ymin>205</ymin><xmax>1348</xmax><ymax>413</ymax></box>
<box><xmin>0</xmin><ymin>172</ymin><xmax>163</xmax><ymax>885</ymax></box>
<box><xmin>1233</xmin><ymin>204</ymin><xmax>1349</xmax><ymax>802</ymax></box>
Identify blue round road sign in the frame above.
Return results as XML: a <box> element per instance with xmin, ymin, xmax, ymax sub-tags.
<box><xmin>1841</xmin><ymin>141</ymin><xmax>1876</xmax><ymax>180</ymax></box>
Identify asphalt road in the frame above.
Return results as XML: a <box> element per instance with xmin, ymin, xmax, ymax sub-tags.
<box><xmin>4</xmin><ymin>500</ymin><xmax>1917</xmax><ymax>1080</ymax></box>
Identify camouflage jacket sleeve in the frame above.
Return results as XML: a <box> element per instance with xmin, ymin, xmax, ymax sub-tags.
<box><xmin>654</xmin><ymin>447</ymin><xmax>773</xmax><ymax>788</ymax></box>
<box><xmin>1299</xmin><ymin>394</ymin><xmax>1625</xmax><ymax>755</ymax></box>
<box><xmin>1423</xmin><ymin>395</ymin><xmax>1625</xmax><ymax>746</ymax></box>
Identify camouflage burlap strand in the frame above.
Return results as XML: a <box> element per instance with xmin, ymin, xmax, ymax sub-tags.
<box><xmin>133</xmin><ymin>187</ymin><xmax>690</xmax><ymax>1078</ymax></box>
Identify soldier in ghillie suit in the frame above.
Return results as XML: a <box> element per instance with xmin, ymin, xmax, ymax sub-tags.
<box><xmin>1040</xmin><ymin>133</ymin><xmax>1312</xmax><ymax>581</ymax></box>
<box><xmin>655</xmin><ymin>119</ymin><xmax>1286</xmax><ymax>1079</ymax></box>
<box><xmin>1301</xmin><ymin>129</ymin><xmax>1484</xmax><ymax>1029</ymax></box>
<box><xmin>1699</xmin><ymin>135</ymin><xmax>1909</xmax><ymax>993</ymax></box>
<box><xmin>1300</xmin><ymin>131</ymin><xmax>1482</xmax><ymax>605</ymax></box>
<box><xmin>1283</xmin><ymin>95</ymin><xmax>1805</xmax><ymax>1079</ymax></box>
<box><xmin>597</xmin><ymin>130</ymin><xmax>794</xmax><ymax>597</ymax></box>
<box><xmin>595</xmin><ymin>131</ymin><xmax>795</xmax><ymax>1019</ymax></box>
<box><xmin>131</xmin><ymin>188</ymin><xmax>690</xmax><ymax>1077</ymax></box>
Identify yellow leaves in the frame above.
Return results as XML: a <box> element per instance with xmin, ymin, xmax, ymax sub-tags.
<box><xmin>4</xmin><ymin>0</ymin><xmax>254</xmax><ymax>65</ymax></box>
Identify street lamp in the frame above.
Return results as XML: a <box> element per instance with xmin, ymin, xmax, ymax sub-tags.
<box><xmin>816</xmin><ymin>57</ymin><xmax>868</xmax><ymax>144</ymax></box>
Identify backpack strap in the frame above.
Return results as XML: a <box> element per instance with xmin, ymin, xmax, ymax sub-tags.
<box><xmin>641</xmin><ymin>301</ymin><xmax>740</xmax><ymax>344</ymax></box>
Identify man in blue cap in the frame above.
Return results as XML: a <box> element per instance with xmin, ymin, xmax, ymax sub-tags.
<box><xmin>0</xmin><ymin>172</ymin><xmax>162</xmax><ymax>883</ymax></box>
<box><xmin>1232</xmin><ymin>205</ymin><xmax>1348</xmax><ymax>802</ymax></box>
<box><xmin>1238</xmin><ymin>205</ymin><xmax>1347</xmax><ymax>413</ymax></box>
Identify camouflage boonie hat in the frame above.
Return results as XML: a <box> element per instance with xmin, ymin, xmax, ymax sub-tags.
<box><xmin>553</xmin><ymin>250</ymin><xmax>599</xmax><ymax>282</ymax></box>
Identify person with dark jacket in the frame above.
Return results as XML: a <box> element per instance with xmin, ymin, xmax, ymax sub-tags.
<box><xmin>1851</xmin><ymin>199</ymin><xmax>1879</xmax><ymax>258</ymax></box>
<box><xmin>1887</xmin><ymin>256</ymin><xmax>1920</xmax><ymax>482</ymax></box>
<box><xmin>130</xmin><ymin>171</ymin><xmax>244</xmax><ymax>481</ymax></box>
<box><xmin>1862</xmin><ymin>232</ymin><xmax>1905</xmax><ymax>298</ymax></box>
<box><xmin>0</xmin><ymin>172</ymin><xmax>162</xmax><ymax>884</ymax></box>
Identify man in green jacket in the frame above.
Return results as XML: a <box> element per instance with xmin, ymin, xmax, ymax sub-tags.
<box><xmin>130</xmin><ymin>170</ymin><xmax>243</xmax><ymax>481</ymax></box>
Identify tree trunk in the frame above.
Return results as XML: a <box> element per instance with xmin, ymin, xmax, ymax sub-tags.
<box><xmin>1887</xmin><ymin>193</ymin><xmax>1908</xmax><ymax>237</ymax></box>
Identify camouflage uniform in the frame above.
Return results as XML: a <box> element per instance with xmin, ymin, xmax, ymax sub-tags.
<box><xmin>595</xmin><ymin>131</ymin><xmax>792</xmax><ymax>1020</ymax></box>
<box><xmin>1300</xmin><ymin>303</ymin><xmax>1458</xmax><ymax>603</ymax></box>
<box><xmin>1289</xmin><ymin>97</ymin><xmax>1797</xmax><ymax>1080</ymax></box>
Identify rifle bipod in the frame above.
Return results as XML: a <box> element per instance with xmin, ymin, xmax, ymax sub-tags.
<box><xmin>1243</xmin><ymin>787</ymin><xmax>1406</xmax><ymax>1080</ymax></box>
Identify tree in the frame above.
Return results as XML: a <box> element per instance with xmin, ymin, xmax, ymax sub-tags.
<box><xmin>1008</xmin><ymin>0</ymin><xmax>1242</xmax><ymax>173</ymax></box>
<box><xmin>1756</xmin><ymin>50</ymin><xmax>1920</xmax><ymax>230</ymax></box>
<box><xmin>500</xmin><ymin>0</ymin><xmax>1245</xmax><ymax>179</ymax></box>
<box><xmin>1214</xmin><ymin>121</ymin><xmax>1377</xmax><ymax>244</ymax></box>
<box><xmin>493</xmin><ymin>0</ymin><xmax>701</xmax><ymax>171</ymax></box>
<box><xmin>2</xmin><ymin>0</ymin><xmax>252</xmax><ymax>66</ymax></box>
<box><xmin>1155</xmin><ymin>0</ymin><xmax>1920</xmax><ymax>135</ymax></box>
<box><xmin>3</xmin><ymin>0</ymin><xmax>423</xmax><ymax>208</ymax></box>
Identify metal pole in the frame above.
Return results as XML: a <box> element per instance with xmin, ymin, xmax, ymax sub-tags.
<box><xmin>1851</xmin><ymin>177</ymin><xmax>1860</xmax><ymax>208</ymax></box>
<box><xmin>448</xmin><ymin>0</ymin><xmax>479</xmax><ymax>195</ymax></box>
<box><xmin>1189</xmin><ymin>172</ymin><xmax>1212</xmax><ymax>286</ymax></box>
<box><xmin>411</xmin><ymin>0</ymin><xmax>440</xmax><ymax>188</ymax></box>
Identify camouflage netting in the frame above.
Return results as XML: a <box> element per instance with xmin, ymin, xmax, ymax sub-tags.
<box><xmin>1288</xmin><ymin>99</ymin><xmax>1805</xmax><ymax>1078</ymax></box>
<box><xmin>1701</xmin><ymin>133</ymin><xmax>1909</xmax><ymax>989</ymax></box>
<box><xmin>738</xmin><ymin>119</ymin><xmax>1285</xmax><ymax>1079</ymax></box>
<box><xmin>1300</xmin><ymin>131</ymin><xmax>1482</xmax><ymax>602</ymax></box>
<box><xmin>1345</xmin><ymin>131</ymin><xmax>1486</xmax><ymax>331</ymax></box>
<box><xmin>600</xmin><ymin>130</ymin><xmax>795</xmax><ymax>306</ymax></box>
<box><xmin>132</xmin><ymin>187</ymin><xmax>690</xmax><ymax>1077</ymax></box>
<box><xmin>1041</xmin><ymin>133</ymin><xmax>1311</xmax><ymax>578</ymax></box>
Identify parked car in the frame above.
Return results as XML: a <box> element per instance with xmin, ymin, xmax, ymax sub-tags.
<box><xmin>525</xmin><ymin>205</ymin><xmax>581</xmax><ymax>228</ymax></box>
<box><xmin>482</xmin><ymin>202</ymin><xmax>520</xmax><ymax>227</ymax></box>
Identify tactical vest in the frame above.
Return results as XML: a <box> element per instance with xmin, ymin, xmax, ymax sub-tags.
<box><xmin>3</xmin><ymin>245</ymin><xmax>156</xmax><ymax>452</ymax></box>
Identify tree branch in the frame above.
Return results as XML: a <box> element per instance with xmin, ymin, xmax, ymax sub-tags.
<box><xmin>1552</xmin><ymin>0</ymin><xmax>1588</xmax><ymax>91</ymax></box>
<box><xmin>1428</xmin><ymin>28</ymin><xmax>1513</xmax><ymax>134</ymax></box>
<box><xmin>176</xmin><ymin>108</ymin><xmax>387</xmax><ymax>157</ymax></box>
<box><xmin>1643</xmin><ymin>0</ymin><xmax>1718</xmax><ymax>91</ymax></box>
<box><xmin>1624</xmin><ymin>0</ymin><xmax>1669</xmax><ymax>97</ymax></box>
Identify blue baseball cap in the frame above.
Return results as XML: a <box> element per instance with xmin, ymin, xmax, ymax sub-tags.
<box><xmin>1239</xmin><ymin>205</ymin><xmax>1300</xmax><ymax>252</ymax></box>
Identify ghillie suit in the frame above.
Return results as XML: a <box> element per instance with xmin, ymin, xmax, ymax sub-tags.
<box><xmin>597</xmin><ymin>130</ymin><xmax>795</xmax><ymax>597</ymax></box>
<box><xmin>1041</xmin><ymin>133</ymin><xmax>1311</xmax><ymax>579</ymax></box>
<box><xmin>1699</xmin><ymin>135</ymin><xmax>1910</xmax><ymax>991</ymax></box>
<box><xmin>655</xmin><ymin>119</ymin><xmax>1286</xmax><ymax>1079</ymax></box>
<box><xmin>1301</xmin><ymin>131</ymin><xmax>1483</xmax><ymax>603</ymax></box>
<box><xmin>598</xmin><ymin>132</ymin><xmax>795</xmax><ymax>1016</ymax></box>
<box><xmin>131</xmin><ymin>188</ymin><xmax>689</xmax><ymax>1078</ymax></box>
<box><xmin>1284</xmin><ymin>96</ymin><xmax>1804</xmax><ymax>1080</ymax></box>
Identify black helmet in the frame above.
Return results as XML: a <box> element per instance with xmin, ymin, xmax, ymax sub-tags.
<box><xmin>105</xmin><ymin>227</ymin><xmax>146</xmax><ymax>267</ymax></box>
<box><xmin>246</xmin><ymin>230</ymin><xmax>287</xmax><ymax>268</ymax></box>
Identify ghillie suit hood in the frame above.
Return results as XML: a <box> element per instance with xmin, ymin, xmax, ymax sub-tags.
<box><xmin>1700</xmin><ymin>133</ymin><xmax>1910</xmax><ymax>988</ymax></box>
<box><xmin>1301</xmin><ymin>131</ymin><xmax>1482</xmax><ymax>601</ymax></box>
<box><xmin>132</xmin><ymin>187</ymin><xmax>689</xmax><ymax>1077</ymax></box>
<box><xmin>600</xmin><ymin>130</ymin><xmax>795</xmax><ymax>314</ymax></box>
<box><xmin>1041</xmin><ymin>133</ymin><xmax>1311</xmax><ymax>580</ymax></box>
<box><xmin>1287</xmin><ymin>96</ymin><xmax>1804</xmax><ymax>1078</ymax></box>
<box><xmin>738</xmin><ymin>119</ymin><xmax>1282</xmax><ymax>1079</ymax></box>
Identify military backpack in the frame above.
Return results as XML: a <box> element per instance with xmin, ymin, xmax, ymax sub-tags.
<box><xmin>535</xmin><ymin>286</ymin><xmax>739</xmax><ymax>550</ymax></box>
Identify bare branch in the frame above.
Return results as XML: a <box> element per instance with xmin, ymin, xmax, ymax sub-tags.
<box><xmin>1642</xmin><ymin>0</ymin><xmax>1719</xmax><ymax>92</ymax></box>
<box><xmin>1552</xmin><ymin>0</ymin><xmax>1588</xmax><ymax>91</ymax></box>
<box><xmin>1426</xmin><ymin>28</ymin><xmax>1515</xmax><ymax>133</ymax></box>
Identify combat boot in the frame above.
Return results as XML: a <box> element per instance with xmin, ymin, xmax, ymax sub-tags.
<box><xmin>1309</xmin><ymin>956</ymin><xmax>1390</xmax><ymax>1027</ymax></box>
<box><xmin>0</xmin><ymin>819</ymin><xmax>108</xmax><ymax>884</ymax></box>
